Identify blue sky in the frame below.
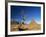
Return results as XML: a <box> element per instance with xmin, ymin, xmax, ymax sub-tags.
<box><xmin>11</xmin><ymin>6</ymin><xmax>41</xmax><ymax>24</ymax></box>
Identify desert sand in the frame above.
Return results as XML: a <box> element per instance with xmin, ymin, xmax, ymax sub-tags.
<box><xmin>11</xmin><ymin>19</ymin><xmax>41</xmax><ymax>31</ymax></box>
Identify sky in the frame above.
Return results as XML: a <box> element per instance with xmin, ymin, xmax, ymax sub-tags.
<box><xmin>11</xmin><ymin>6</ymin><xmax>41</xmax><ymax>24</ymax></box>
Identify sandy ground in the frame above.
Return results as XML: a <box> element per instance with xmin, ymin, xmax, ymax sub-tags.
<box><xmin>11</xmin><ymin>23</ymin><xmax>41</xmax><ymax>31</ymax></box>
